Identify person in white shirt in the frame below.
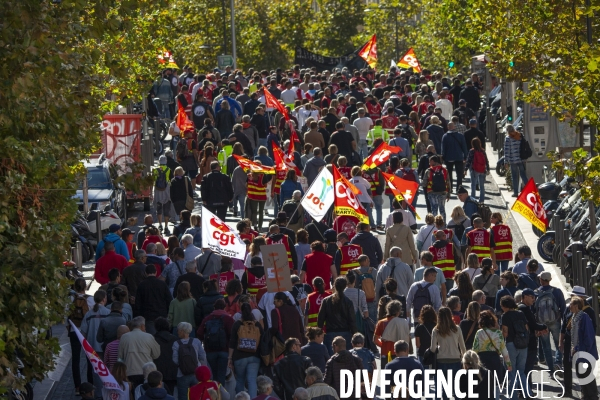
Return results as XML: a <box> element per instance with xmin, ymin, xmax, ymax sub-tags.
<box><xmin>349</xmin><ymin>166</ymin><xmax>373</xmax><ymax>210</ymax></box>
<box><xmin>463</xmin><ymin>253</ymin><xmax>483</xmax><ymax>280</ymax></box>
<box><xmin>435</xmin><ymin>89</ymin><xmax>454</xmax><ymax>120</ymax></box>
<box><xmin>352</xmin><ymin>108</ymin><xmax>373</xmax><ymax>159</ymax></box>
<box><xmin>280</xmin><ymin>82</ymin><xmax>298</xmax><ymax>105</ymax></box>
<box><xmin>416</xmin><ymin>214</ymin><xmax>436</xmax><ymax>253</ymax></box>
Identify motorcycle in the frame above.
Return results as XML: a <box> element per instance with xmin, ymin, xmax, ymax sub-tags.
<box><xmin>86</xmin><ymin>208</ymin><xmax>121</xmax><ymax>234</ymax></box>
<box><xmin>71</xmin><ymin>212</ymin><xmax>96</xmax><ymax>262</ymax></box>
<box><xmin>496</xmin><ymin>156</ymin><xmax>507</xmax><ymax>176</ymax></box>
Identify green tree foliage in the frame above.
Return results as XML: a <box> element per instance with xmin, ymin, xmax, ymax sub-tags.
<box><xmin>0</xmin><ymin>0</ymin><xmax>166</xmax><ymax>389</ymax></box>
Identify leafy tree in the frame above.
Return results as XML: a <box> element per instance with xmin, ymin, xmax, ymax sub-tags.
<box><xmin>0</xmin><ymin>0</ymin><xmax>166</xmax><ymax>390</ymax></box>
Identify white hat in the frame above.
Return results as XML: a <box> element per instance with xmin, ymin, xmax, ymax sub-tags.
<box><xmin>159</xmin><ymin>155</ymin><xmax>167</xmax><ymax>165</ymax></box>
<box><xmin>567</xmin><ymin>286</ymin><xmax>586</xmax><ymax>297</ymax></box>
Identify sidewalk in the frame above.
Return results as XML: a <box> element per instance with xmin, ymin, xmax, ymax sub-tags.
<box><xmin>485</xmin><ymin>145</ymin><xmax>600</xmax><ymax>390</ymax></box>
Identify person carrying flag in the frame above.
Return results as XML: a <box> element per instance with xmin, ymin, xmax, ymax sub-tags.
<box><xmin>246</xmin><ymin>162</ymin><xmax>272</xmax><ymax>232</ymax></box>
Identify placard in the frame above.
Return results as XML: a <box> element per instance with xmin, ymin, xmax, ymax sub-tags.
<box><xmin>262</xmin><ymin>244</ymin><xmax>293</xmax><ymax>292</ymax></box>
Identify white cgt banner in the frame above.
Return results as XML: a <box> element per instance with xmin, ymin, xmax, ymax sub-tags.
<box><xmin>300</xmin><ymin>167</ymin><xmax>334</xmax><ymax>222</ymax></box>
<box><xmin>201</xmin><ymin>206</ymin><xmax>246</xmax><ymax>260</ymax></box>
<box><xmin>68</xmin><ymin>320</ymin><xmax>122</xmax><ymax>391</ymax></box>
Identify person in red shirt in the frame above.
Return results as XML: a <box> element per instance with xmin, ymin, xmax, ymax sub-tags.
<box><xmin>141</xmin><ymin>226</ymin><xmax>168</xmax><ymax>250</ymax></box>
<box><xmin>300</xmin><ymin>241</ymin><xmax>337</xmax><ymax>290</ymax></box>
<box><xmin>94</xmin><ymin>241</ymin><xmax>129</xmax><ymax>284</ymax></box>
<box><xmin>365</xmin><ymin>95</ymin><xmax>382</xmax><ymax>120</ymax></box>
<box><xmin>381</xmin><ymin>106</ymin><xmax>399</xmax><ymax>135</ymax></box>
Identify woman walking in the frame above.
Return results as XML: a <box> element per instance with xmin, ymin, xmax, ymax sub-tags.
<box><xmin>431</xmin><ymin>307</ymin><xmax>466</xmax><ymax>400</ymax></box>
<box><xmin>229</xmin><ymin>303</ymin><xmax>263</xmax><ymax>398</ymax></box>
<box><xmin>464</xmin><ymin>137</ymin><xmax>489</xmax><ymax>203</ymax></box>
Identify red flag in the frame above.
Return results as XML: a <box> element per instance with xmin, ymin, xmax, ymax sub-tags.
<box><xmin>264</xmin><ymin>88</ymin><xmax>289</xmax><ymax>120</ymax></box>
<box><xmin>288</xmin><ymin>130</ymin><xmax>300</xmax><ymax>156</ymax></box>
<box><xmin>511</xmin><ymin>178</ymin><xmax>548</xmax><ymax>232</ymax></box>
<box><xmin>233</xmin><ymin>154</ymin><xmax>276</xmax><ymax>174</ymax></box>
<box><xmin>333</xmin><ymin>166</ymin><xmax>369</xmax><ymax>224</ymax></box>
<box><xmin>381</xmin><ymin>171</ymin><xmax>420</xmax><ymax>218</ymax></box>
<box><xmin>397</xmin><ymin>48</ymin><xmax>422</xmax><ymax>73</ymax></box>
<box><xmin>358</xmin><ymin>35</ymin><xmax>378</xmax><ymax>68</ymax></box>
<box><xmin>176</xmin><ymin>102</ymin><xmax>194</xmax><ymax>134</ymax></box>
<box><xmin>362</xmin><ymin>142</ymin><xmax>402</xmax><ymax>170</ymax></box>
<box><xmin>273</xmin><ymin>141</ymin><xmax>302</xmax><ymax>176</ymax></box>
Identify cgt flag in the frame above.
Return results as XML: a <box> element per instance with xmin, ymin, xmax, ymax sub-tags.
<box><xmin>234</xmin><ymin>154</ymin><xmax>276</xmax><ymax>174</ymax></box>
<box><xmin>381</xmin><ymin>172</ymin><xmax>421</xmax><ymax>219</ymax></box>
<box><xmin>362</xmin><ymin>142</ymin><xmax>402</xmax><ymax>170</ymax></box>
<box><xmin>68</xmin><ymin>320</ymin><xmax>123</xmax><ymax>391</ymax></box>
<box><xmin>273</xmin><ymin>141</ymin><xmax>302</xmax><ymax>176</ymax></box>
<box><xmin>264</xmin><ymin>88</ymin><xmax>289</xmax><ymax>120</ymax></box>
<box><xmin>333</xmin><ymin>166</ymin><xmax>369</xmax><ymax>224</ymax></box>
<box><xmin>201</xmin><ymin>206</ymin><xmax>246</xmax><ymax>260</ymax></box>
<box><xmin>397</xmin><ymin>48</ymin><xmax>422</xmax><ymax>73</ymax></box>
<box><xmin>301</xmin><ymin>167</ymin><xmax>335</xmax><ymax>222</ymax></box>
<box><xmin>511</xmin><ymin>178</ymin><xmax>548</xmax><ymax>233</ymax></box>
<box><xmin>176</xmin><ymin>102</ymin><xmax>194</xmax><ymax>134</ymax></box>
<box><xmin>358</xmin><ymin>35</ymin><xmax>378</xmax><ymax>69</ymax></box>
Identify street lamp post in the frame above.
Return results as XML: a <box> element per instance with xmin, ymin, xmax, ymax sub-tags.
<box><xmin>230</xmin><ymin>0</ymin><xmax>237</xmax><ymax>69</ymax></box>
<box><xmin>221</xmin><ymin>0</ymin><xmax>228</xmax><ymax>56</ymax></box>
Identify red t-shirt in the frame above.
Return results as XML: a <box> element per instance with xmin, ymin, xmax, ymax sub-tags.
<box><xmin>302</xmin><ymin>251</ymin><xmax>334</xmax><ymax>290</ymax></box>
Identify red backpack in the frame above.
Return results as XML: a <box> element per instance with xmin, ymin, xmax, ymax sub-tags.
<box><xmin>399</xmin><ymin>168</ymin><xmax>417</xmax><ymax>182</ymax></box>
<box><xmin>472</xmin><ymin>150</ymin><xmax>486</xmax><ymax>173</ymax></box>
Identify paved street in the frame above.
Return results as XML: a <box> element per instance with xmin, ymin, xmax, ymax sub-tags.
<box><xmin>41</xmin><ymin>144</ymin><xmax>598</xmax><ymax>400</ymax></box>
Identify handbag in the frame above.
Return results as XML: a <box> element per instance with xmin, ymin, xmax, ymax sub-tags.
<box><xmin>363</xmin><ymin>316</ymin><xmax>378</xmax><ymax>353</ymax></box>
<box><xmin>184</xmin><ymin>177</ymin><xmax>195</xmax><ymax>211</ymax></box>
<box><xmin>421</xmin><ymin>326</ymin><xmax>437</xmax><ymax>365</ymax></box>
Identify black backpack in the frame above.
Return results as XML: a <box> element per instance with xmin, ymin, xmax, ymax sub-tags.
<box><xmin>511</xmin><ymin>314</ymin><xmax>530</xmax><ymax>349</ymax></box>
<box><xmin>453</xmin><ymin>219</ymin><xmax>467</xmax><ymax>242</ymax></box>
<box><xmin>400</xmin><ymin>124</ymin><xmax>413</xmax><ymax>147</ymax></box>
<box><xmin>176</xmin><ymin>138</ymin><xmax>191</xmax><ymax>161</ymax></box>
<box><xmin>177</xmin><ymin>339</ymin><xmax>198</xmax><ymax>375</ymax></box>
<box><xmin>203</xmin><ymin>317</ymin><xmax>227</xmax><ymax>351</ymax></box>
<box><xmin>466</xmin><ymin>199</ymin><xmax>492</xmax><ymax>227</ymax></box>
<box><xmin>519</xmin><ymin>134</ymin><xmax>533</xmax><ymax>160</ymax></box>
<box><xmin>430</xmin><ymin>168</ymin><xmax>447</xmax><ymax>192</ymax></box>
<box><xmin>412</xmin><ymin>283</ymin><xmax>433</xmax><ymax>320</ymax></box>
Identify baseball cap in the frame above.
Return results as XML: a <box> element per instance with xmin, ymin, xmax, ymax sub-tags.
<box><xmin>459</xmin><ymin>99</ymin><xmax>466</xmax><ymax>104</ymax></box>
<box><xmin>109</xmin><ymin>224</ymin><xmax>121</xmax><ymax>233</ymax></box>
<box><xmin>276</xmin><ymin>212</ymin><xmax>288</xmax><ymax>222</ymax></box>
<box><xmin>469</xmin><ymin>119</ymin><xmax>477</xmax><ymax>125</ymax></box>
<box><xmin>159</xmin><ymin>155</ymin><xmax>167</xmax><ymax>165</ymax></box>
<box><xmin>522</xmin><ymin>288</ymin><xmax>536</xmax><ymax>298</ymax></box>
<box><xmin>540</xmin><ymin>271</ymin><xmax>552</xmax><ymax>281</ymax></box>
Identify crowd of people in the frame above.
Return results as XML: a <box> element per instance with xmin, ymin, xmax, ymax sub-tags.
<box><xmin>69</xmin><ymin>64</ymin><xmax>599</xmax><ymax>400</ymax></box>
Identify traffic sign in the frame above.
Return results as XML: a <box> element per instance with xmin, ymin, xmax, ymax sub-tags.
<box><xmin>217</xmin><ymin>55</ymin><xmax>233</xmax><ymax>70</ymax></box>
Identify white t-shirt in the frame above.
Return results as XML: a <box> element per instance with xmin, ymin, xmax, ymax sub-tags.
<box><xmin>244</xmin><ymin>251</ymin><xmax>262</xmax><ymax>269</ymax></box>
<box><xmin>280</xmin><ymin>89</ymin><xmax>298</xmax><ymax>105</ymax></box>
<box><xmin>349</xmin><ymin>177</ymin><xmax>373</xmax><ymax>204</ymax></box>
<box><xmin>385</xmin><ymin>209</ymin><xmax>417</xmax><ymax>229</ymax></box>
<box><xmin>435</xmin><ymin>99</ymin><xmax>454</xmax><ymax>120</ymax></box>
<box><xmin>353</xmin><ymin>117</ymin><xmax>374</xmax><ymax>140</ymax></box>
<box><xmin>416</xmin><ymin>224</ymin><xmax>437</xmax><ymax>251</ymax></box>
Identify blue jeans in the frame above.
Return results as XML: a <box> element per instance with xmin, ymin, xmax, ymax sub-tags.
<box><xmin>273</xmin><ymin>193</ymin><xmax>280</xmax><ymax>217</ymax></box>
<box><xmin>206</xmin><ymin>351</ymin><xmax>228</xmax><ymax>385</ymax></box>
<box><xmin>233</xmin><ymin>356</ymin><xmax>261</xmax><ymax>398</ymax></box>
<box><xmin>367</xmin><ymin>301</ymin><xmax>378</xmax><ymax>323</ymax></box>
<box><xmin>470</xmin><ymin>170</ymin><xmax>486</xmax><ymax>202</ymax></box>
<box><xmin>373</xmin><ymin>195</ymin><xmax>384</xmax><ymax>226</ymax></box>
<box><xmin>176</xmin><ymin>374</ymin><xmax>198</xmax><ymax>400</ymax></box>
<box><xmin>232</xmin><ymin>193</ymin><xmax>246</xmax><ymax>218</ymax></box>
<box><xmin>510</xmin><ymin>163</ymin><xmax>528</xmax><ymax>196</ymax></box>
<box><xmin>363</xmin><ymin>202</ymin><xmax>375</xmax><ymax>228</ymax></box>
<box><xmin>506</xmin><ymin>342</ymin><xmax>528</xmax><ymax>400</ymax></box>
<box><xmin>539</xmin><ymin>320</ymin><xmax>562</xmax><ymax>370</ymax></box>
<box><xmin>388</xmin><ymin>194</ymin><xmax>395</xmax><ymax>212</ymax></box>
<box><xmin>359</xmin><ymin>140</ymin><xmax>369</xmax><ymax>160</ymax></box>
<box><xmin>427</xmin><ymin>192</ymin><xmax>447</xmax><ymax>221</ymax></box>
<box><xmin>496</xmin><ymin>260</ymin><xmax>509</xmax><ymax>275</ymax></box>
<box><xmin>436</xmin><ymin>361</ymin><xmax>461</xmax><ymax>400</ymax></box>
<box><xmin>323</xmin><ymin>331</ymin><xmax>352</xmax><ymax>356</ymax></box>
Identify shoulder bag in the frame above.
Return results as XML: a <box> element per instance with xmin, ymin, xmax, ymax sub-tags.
<box><xmin>422</xmin><ymin>326</ymin><xmax>438</xmax><ymax>366</ymax></box>
<box><xmin>184</xmin><ymin>177</ymin><xmax>195</xmax><ymax>211</ymax></box>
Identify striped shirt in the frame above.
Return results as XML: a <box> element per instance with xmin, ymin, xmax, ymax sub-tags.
<box><xmin>103</xmin><ymin>339</ymin><xmax>120</xmax><ymax>370</ymax></box>
<box><xmin>503</xmin><ymin>135</ymin><xmax>522</xmax><ymax>164</ymax></box>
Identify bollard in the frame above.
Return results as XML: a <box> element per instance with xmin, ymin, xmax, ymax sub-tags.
<box><xmin>96</xmin><ymin>210</ymin><xmax>102</xmax><ymax>245</ymax></box>
<box><xmin>75</xmin><ymin>241</ymin><xmax>83</xmax><ymax>271</ymax></box>
<box><xmin>591</xmin><ymin>273</ymin><xmax>600</xmax><ymax>336</ymax></box>
<box><xmin>585</xmin><ymin>264</ymin><xmax>593</xmax><ymax>303</ymax></box>
<box><xmin>71</xmin><ymin>246</ymin><xmax>76</xmax><ymax>264</ymax></box>
<box><xmin>574</xmin><ymin>251</ymin><xmax>582</xmax><ymax>287</ymax></box>
<box><xmin>561</xmin><ymin>223</ymin><xmax>570</xmax><ymax>274</ymax></box>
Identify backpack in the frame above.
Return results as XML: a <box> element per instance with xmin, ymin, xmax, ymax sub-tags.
<box><xmin>534</xmin><ymin>289</ymin><xmax>560</xmax><ymax>324</ymax></box>
<box><xmin>155</xmin><ymin>167</ymin><xmax>168</xmax><ymax>190</ymax></box>
<box><xmin>472</xmin><ymin>150</ymin><xmax>486</xmax><ymax>173</ymax></box>
<box><xmin>69</xmin><ymin>294</ymin><xmax>91</xmax><ymax>328</ymax></box>
<box><xmin>466</xmin><ymin>199</ymin><xmax>492</xmax><ymax>227</ymax></box>
<box><xmin>237</xmin><ymin>321</ymin><xmax>261</xmax><ymax>352</ymax></box>
<box><xmin>398</xmin><ymin>168</ymin><xmax>417</xmax><ymax>183</ymax></box>
<box><xmin>176</xmin><ymin>138</ymin><xmax>192</xmax><ymax>161</ymax></box>
<box><xmin>282</xmin><ymin>201</ymin><xmax>301</xmax><ymax>224</ymax></box>
<box><xmin>519</xmin><ymin>135</ymin><xmax>533</xmax><ymax>160</ymax></box>
<box><xmin>412</xmin><ymin>283</ymin><xmax>433</xmax><ymax>320</ymax></box>
<box><xmin>354</xmin><ymin>267</ymin><xmax>376</xmax><ymax>302</ymax></box>
<box><xmin>511</xmin><ymin>315</ymin><xmax>530</xmax><ymax>349</ymax></box>
<box><xmin>400</xmin><ymin>124</ymin><xmax>413</xmax><ymax>147</ymax></box>
<box><xmin>378</xmin><ymin>262</ymin><xmax>397</xmax><ymax>298</ymax></box>
<box><xmin>203</xmin><ymin>317</ymin><xmax>227</xmax><ymax>351</ymax></box>
<box><xmin>453</xmin><ymin>219</ymin><xmax>467</xmax><ymax>242</ymax></box>
<box><xmin>177</xmin><ymin>339</ymin><xmax>198</xmax><ymax>375</ymax></box>
<box><xmin>456</xmin><ymin>109</ymin><xmax>468</xmax><ymax>126</ymax></box>
<box><xmin>429</xmin><ymin>167</ymin><xmax>447</xmax><ymax>192</ymax></box>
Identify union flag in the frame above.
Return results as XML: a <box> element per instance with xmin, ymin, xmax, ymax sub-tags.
<box><xmin>397</xmin><ymin>48</ymin><xmax>422</xmax><ymax>73</ymax></box>
<box><xmin>362</xmin><ymin>142</ymin><xmax>402</xmax><ymax>170</ymax></box>
<box><xmin>176</xmin><ymin>102</ymin><xmax>194</xmax><ymax>134</ymax></box>
<box><xmin>333</xmin><ymin>166</ymin><xmax>369</xmax><ymax>224</ymax></box>
<box><xmin>358</xmin><ymin>35</ymin><xmax>378</xmax><ymax>69</ymax></box>
<box><xmin>511</xmin><ymin>178</ymin><xmax>548</xmax><ymax>232</ymax></box>
<box><xmin>233</xmin><ymin>154</ymin><xmax>276</xmax><ymax>174</ymax></box>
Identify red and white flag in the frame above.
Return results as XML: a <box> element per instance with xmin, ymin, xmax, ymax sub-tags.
<box><xmin>263</xmin><ymin>88</ymin><xmax>289</xmax><ymax>120</ymax></box>
<box><xmin>201</xmin><ymin>206</ymin><xmax>247</xmax><ymax>260</ymax></box>
<box><xmin>68</xmin><ymin>320</ymin><xmax>123</xmax><ymax>392</ymax></box>
<box><xmin>362</xmin><ymin>142</ymin><xmax>402</xmax><ymax>170</ymax></box>
<box><xmin>333</xmin><ymin>166</ymin><xmax>369</xmax><ymax>224</ymax></box>
<box><xmin>273</xmin><ymin>141</ymin><xmax>302</xmax><ymax>176</ymax></box>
